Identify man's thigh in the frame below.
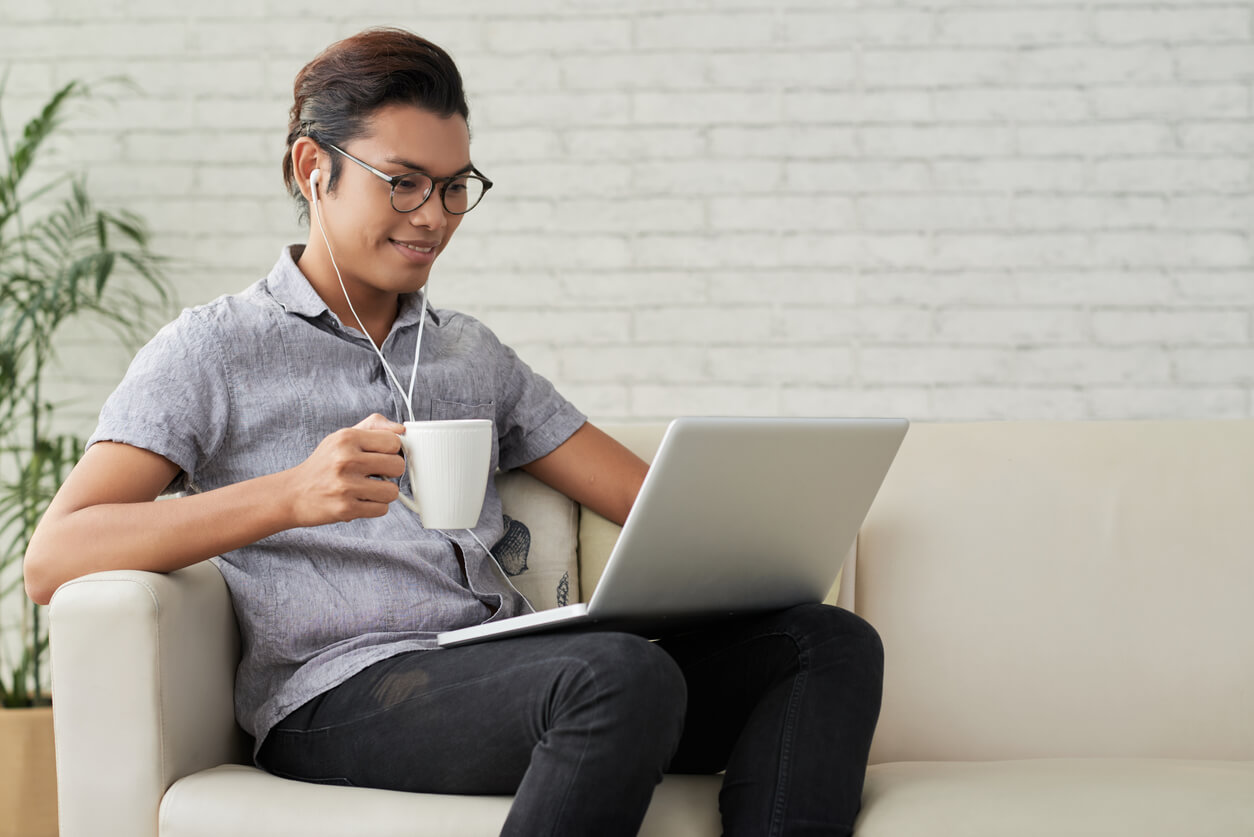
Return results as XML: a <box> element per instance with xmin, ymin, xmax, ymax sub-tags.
<box><xmin>259</xmin><ymin>631</ymin><xmax>644</xmax><ymax>793</ymax></box>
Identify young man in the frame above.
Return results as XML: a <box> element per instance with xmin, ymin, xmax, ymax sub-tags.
<box><xmin>26</xmin><ymin>28</ymin><xmax>884</xmax><ymax>837</ymax></box>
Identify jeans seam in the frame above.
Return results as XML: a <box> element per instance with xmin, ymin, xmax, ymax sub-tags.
<box><xmin>679</xmin><ymin>626</ymin><xmax>808</xmax><ymax>836</ymax></box>
<box><xmin>672</xmin><ymin>625</ymin><xmax>808</xmax><ymax>835</ymax></box>
<box><xmin>768</xmin><ymin>660</ymin><xmax>807</xmax><ymax>837</ymax></box>
<box><xmin>519</xmin><ymin>658</ymin><xmax>596</xmax><ymax>837</ymax></box>
<box><xmin>765</xmin><ymin>630</ymin><xmax>809</xmax><ymax>837</ymax></box>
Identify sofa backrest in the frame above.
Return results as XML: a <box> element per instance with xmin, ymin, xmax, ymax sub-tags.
<box><xmin>855</xmin><ymin>421</ymin><xmax>1254</xmax><ymax>764</ymax></box>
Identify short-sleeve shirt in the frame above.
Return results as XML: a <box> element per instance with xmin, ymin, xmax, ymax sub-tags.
<box><xmin>88</xmin><ymin>245</ymin><xmax>587</xmax><ymax>754</ymax></box>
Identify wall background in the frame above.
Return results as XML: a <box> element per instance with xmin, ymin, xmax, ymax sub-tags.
<box><xmin>1</xmin><ymin>0</ymin><xmax>1252</xmax><ymax>428</ymax></box>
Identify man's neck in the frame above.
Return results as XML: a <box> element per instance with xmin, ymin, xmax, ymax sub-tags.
<box><xmin>297</xmin><ymin>238</ymin><xmax>398</xmax><ymax>347</ymax></box>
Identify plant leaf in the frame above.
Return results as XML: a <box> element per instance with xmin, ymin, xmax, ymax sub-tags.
<box><xmin>0</xmin><ymin>76</ymin><xmax>175</xmax><ymax>703</ymax></box>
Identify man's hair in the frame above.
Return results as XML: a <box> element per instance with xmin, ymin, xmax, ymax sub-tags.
<box><xmin>281</xmin><ymin>27</ymin><xmax>470</xmax><ymax>224</ymax></box>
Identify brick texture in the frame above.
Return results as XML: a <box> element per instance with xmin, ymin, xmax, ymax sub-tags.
<box><xmin>2</xmin><ymin>1</ymin><xmax>1251</xmax><ymax>425</ymax></box>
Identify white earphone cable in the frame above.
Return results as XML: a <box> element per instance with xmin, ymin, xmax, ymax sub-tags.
<box><xmin>407</xmin><ymin>291</ymin><xmax>428</xmax><ymax>411</ymax></box>
<box><xmin>311</xmin><ymin>171</ymin><xmax>509</xmax><ymax>572</ymax></box>
<box><xmin>311</xmin><ymin>172</ymin><xmax>424</xmax><ymax>422</ymax></box>
<box><xmin>464</xmin><ymin>526</ymin><xmax>530</xmax><ymax>611</ymax></box>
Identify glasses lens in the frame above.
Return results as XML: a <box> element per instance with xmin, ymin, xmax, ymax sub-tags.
<box><xmin>442</xmin><ymin>175</ymin><xmax>487</xmax><ymax>215</ymax></box>
<box><xmin>390</xmin><ymin>173</ymin><xmax>435</xmax><ymax>212</ymax></box>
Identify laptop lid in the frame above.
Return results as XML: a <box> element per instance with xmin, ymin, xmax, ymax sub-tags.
<box><xmin>584</xmin><ymin>416</ymin><xmax>909</xmax><ymax>621</ymax></box>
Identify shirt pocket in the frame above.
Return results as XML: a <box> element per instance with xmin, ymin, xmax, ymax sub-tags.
<box><xmin>430</xmin><ymin>398</ymin><xmax>495</xmax><ymax>422</ymax></box>
<box><xmin>430</xmin><ymin>398</ymin><xmax>498</xmax><ymax>469</ymax></box>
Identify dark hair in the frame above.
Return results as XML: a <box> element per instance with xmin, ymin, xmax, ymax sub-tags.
<box><xmin>282</xmin><ymin>27</ymin><xmax>470</xmax><ymax>223</ymax></box>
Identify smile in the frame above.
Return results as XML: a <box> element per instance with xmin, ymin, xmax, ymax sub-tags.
<box><xmin>394</xmin><ymin>240</ymin><xmax>435</xmax><ymax>254</ymax></box>
<box><xmin>390</xmin><ymin>238</ymin><xmax>440</xmax><ymax>266</ymax></box>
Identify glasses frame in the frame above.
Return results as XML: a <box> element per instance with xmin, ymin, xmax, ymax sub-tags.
<box><xmin>324</xmin><ymin>142</ymin><xmax>493</xmax><ymax>216</ymax></box>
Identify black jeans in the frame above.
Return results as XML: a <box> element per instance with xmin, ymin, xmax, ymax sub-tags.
<box><xmin>257</xmin><ymin>603</ymin><xmax>884</xmax><ymax>837</ymax></box>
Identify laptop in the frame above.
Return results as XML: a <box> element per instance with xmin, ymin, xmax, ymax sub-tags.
<box><xmin>437</xmin><ymin>416</ymin><xmax>908</xmax><ymax>648</ymax></box>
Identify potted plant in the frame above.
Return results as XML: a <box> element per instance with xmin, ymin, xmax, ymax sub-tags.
<box><xmin>0</xmin><ymin>75</ymin><xmax>174</xmax><ymax>837</ymax></box>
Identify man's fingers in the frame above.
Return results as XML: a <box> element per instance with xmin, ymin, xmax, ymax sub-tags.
<box><xmin>355</xmin><ymin>477</ymin><xmax>400</xmax><ymax>505</ymax></box>
<box><xmin>354</xmin><ymin>428</ymin><xmax>405</xmax><ymax>454</ymax></box>
<box><xmin>360</xmin><ymin>451</ymin><xmax>406</xmax><ymax>480</ymax></box>
<box><xmin>354</xmin><ymin>413</ymin><xmax>406</xmax><ymax>435</ymax></box>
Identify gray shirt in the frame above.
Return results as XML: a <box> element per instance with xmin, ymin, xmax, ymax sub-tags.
<box><xmin>88</xmin><ymin>245</ymin><xmax>587</xmax><ymax>753</ymax></box>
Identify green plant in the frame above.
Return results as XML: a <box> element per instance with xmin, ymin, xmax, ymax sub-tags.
<box><xmin>0</xmin><ymin>75</ymin><xmax>174</xmax><ymax>706</ymax></box>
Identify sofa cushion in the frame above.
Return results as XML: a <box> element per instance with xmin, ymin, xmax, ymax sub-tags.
<box><xmin>856</xmin><ymin>759</ymin><xmax>1254</xmax><ymax>837</ymax></box>
<box><xmin>493</xmin><ymin>469</ymin><xmax>580</xmax><ymax>610</ymax></box>
<box><xmin>856</xmin><ymin>421</ymin><xmax>1254</xmax><ymax>763</ymax></box>
<box><xmin>158</xmin><ymin>764</ymin><xmax>722</xmax><ymax>837</ymax></box>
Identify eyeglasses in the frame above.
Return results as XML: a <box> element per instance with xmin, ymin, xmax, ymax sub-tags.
<box><xmin>325</xmin><ymin>143</ymin><xmax>493</xmax><ymax>215</ymax></box>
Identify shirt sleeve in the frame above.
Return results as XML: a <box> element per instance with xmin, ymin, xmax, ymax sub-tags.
<box><xmin>87</xmin><ymin>308</ymin><xmax>231</xmax><ymax>493</ymax></box>
<box><xmin>489</xmin><ymin>334</ymin><xmax>587</xmax><ymax>472</ymax></box>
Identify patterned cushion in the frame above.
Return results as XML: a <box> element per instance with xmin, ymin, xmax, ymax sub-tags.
<box><xmin>492</xmin><ymin>469</ymin><xmax>581</xmax><ymax>610</ymax></box>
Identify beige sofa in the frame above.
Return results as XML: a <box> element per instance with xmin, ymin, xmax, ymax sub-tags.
<box><xmin>49</xmin><ymin>421</ymin><xmax>1254</xmax><ymax>836</ymax></box>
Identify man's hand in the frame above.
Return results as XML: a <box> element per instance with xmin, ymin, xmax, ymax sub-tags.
<box><xmin>284</xmin><ymin>414</ymin><xmax>406</xmax><ymax>527</ymax></box>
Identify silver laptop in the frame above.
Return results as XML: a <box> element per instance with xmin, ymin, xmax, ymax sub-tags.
<box><xmin>437</xmin><ymin>416</ymin><xmax>908</xmax><ymax>648</ymax></box>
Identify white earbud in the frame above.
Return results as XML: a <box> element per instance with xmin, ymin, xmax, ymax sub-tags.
<box><xmin>309</xmin><ymin>169</ymin><xmax>321</xmax><ymax>203</ymax></box>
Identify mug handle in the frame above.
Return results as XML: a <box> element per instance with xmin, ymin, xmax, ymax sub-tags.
<box><xmin>395</xmin><ymin>433</ymin><xmax>421</xmax><ymax>515</ymax></box>
<box><xmin>396</xmin><ymin>490</ymin><xmax>421</xmax><ymax>515</ymax></box>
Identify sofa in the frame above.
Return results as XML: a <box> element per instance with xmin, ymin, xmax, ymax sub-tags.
<box><xmin>49</xmin><ymin>421</ymin><xmax>1254</xmax><ymax>836</ymax></box>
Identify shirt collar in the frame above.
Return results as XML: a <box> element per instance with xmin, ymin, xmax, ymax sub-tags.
<box><xmin>266</xmin><ymin>244</ymin><xmax>440</xmax><ymax>331</ymax></box>
<box><xmin>266</xmin><ymin>245</ymin><xmax>328</xmax><ymax>318</ymax></box>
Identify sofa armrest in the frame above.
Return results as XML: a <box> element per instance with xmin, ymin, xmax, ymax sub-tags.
<box><xmin>49</xmin><ymin>561</ymin><xmax>249</xmax><ymax>837</ymax></box>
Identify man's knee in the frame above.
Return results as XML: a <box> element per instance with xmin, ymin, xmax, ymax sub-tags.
<box><xmin>782</xmin><ymin>603</ymin><xmax>885</xmax><ymax>668</ymax></box>
<box><xmin>552</xmin><ymin>632</ymin><xmax>687</xmax><ymax>737</ymax></box>
<box><xmin>598</xmin><ymin>632</ymin><xmax>687</xmax><ymax>713</ymax></box>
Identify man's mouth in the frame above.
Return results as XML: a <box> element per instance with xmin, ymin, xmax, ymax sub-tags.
<box><xmin>392</xmin><ymin>240</ymin><xmax>437</xmax><ymax>254</ymax></box>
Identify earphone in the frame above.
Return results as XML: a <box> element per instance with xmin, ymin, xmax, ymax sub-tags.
<box><xmin>308</xmin><ymin>162</ymin><xmax>428</xmax><ymax>422</ymax></box>
<box><xmin>307</xmin><ymin>163</ymin><xmax>507</xmax><ymax>552</ymax></box>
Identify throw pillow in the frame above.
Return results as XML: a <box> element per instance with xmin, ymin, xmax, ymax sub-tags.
<box><xmin>493</xmin><ymin>469</ymin><xmax>581</xmax><ymax>610</ymax></box>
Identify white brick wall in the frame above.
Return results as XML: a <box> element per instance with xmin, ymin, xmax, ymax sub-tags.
<box><xmin>1</xmin><ymin>0</ymin><xmax>1251</xmax><ymax>425</ymax></box>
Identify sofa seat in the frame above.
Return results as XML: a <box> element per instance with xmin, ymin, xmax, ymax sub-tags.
<box><xmin>857</xmin><ymin>758</ymin><xmax>1254</xmax><ymax>837</ymax></box>
<box><xmin>157</xmin><ymin>764</ymin><xmax>723</xmax><ymax>837</ymax></box>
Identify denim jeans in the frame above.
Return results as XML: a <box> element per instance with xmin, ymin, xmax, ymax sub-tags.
<box><xmin>257</xmin><ymin>603</ymin><xmax>884</xmax><ymax>837</ymax></box>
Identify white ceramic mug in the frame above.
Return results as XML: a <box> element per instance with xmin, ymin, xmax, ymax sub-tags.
<box><xmin>397</xmin><ymin>419</ymin><xmax>493</xmax><ymax>529</ymax></box>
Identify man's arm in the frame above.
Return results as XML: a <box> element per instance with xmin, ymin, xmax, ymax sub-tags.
<box><xmin>521</xmin><ymin>422</ymin><xmax>649</xmax><ymax>527</ymax></box>
<box><xmin>23</xmin><ymin>414</ymin><xmax>406</xmax><ymax>605</ymax></box>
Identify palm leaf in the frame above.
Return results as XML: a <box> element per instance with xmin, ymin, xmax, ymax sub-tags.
<box><xmin>1</xmin><ymin>80</ymin><xmax>81</xmax><ymax>197</ymax></box>
<box><xmin>0</xmin><ymin>78</ymin><xmax>175</xmax><ymax>704</ymax></box>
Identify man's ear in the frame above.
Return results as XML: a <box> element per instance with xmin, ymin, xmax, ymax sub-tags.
<box><xmin>291</xmin><ymin>137</ymin><xmax>322</xmax><ymax>201</ymax></box>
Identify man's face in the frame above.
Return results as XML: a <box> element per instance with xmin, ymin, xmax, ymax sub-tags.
<box><xmin>316</xmin><ymin>103</ymin><xmax>471</xmax><ymax>297</ymax></box>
